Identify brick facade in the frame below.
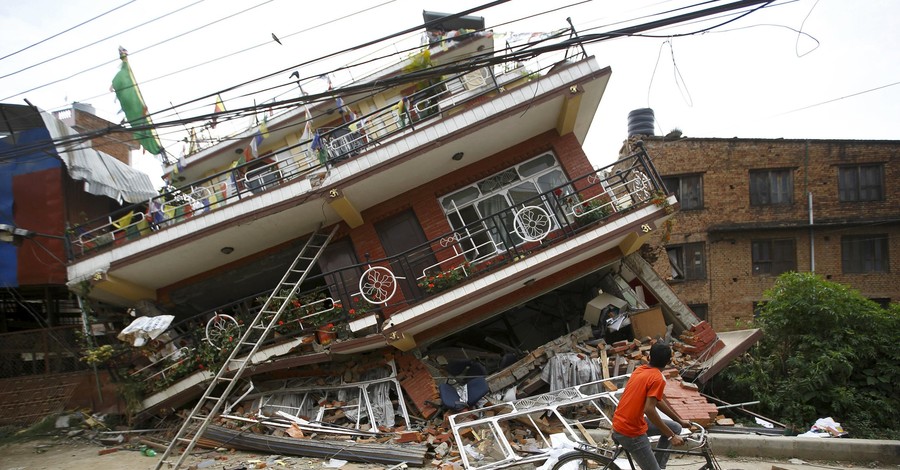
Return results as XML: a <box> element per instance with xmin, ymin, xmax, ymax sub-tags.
<box><xmin>637</xmin><ymin>137</ymin><xmax>900</xmax><ymax>330</ymax></box>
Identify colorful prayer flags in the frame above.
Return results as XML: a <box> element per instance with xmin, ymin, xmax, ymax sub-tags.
<box><xmin>259</xmin><ymin>116</ymin><xmax>269</xmax><ymax>139</ymax></box>
<box><xmin>111</xmin><ymin>47</ymin><xmax>162</xmax><ymax>155</ymax></box>
<box><xmin>211</xmin><ymin>94</ymin><xmax>225</xmax><ymax>128</ymax></box>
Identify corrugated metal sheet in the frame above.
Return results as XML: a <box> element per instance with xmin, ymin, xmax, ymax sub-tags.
<box><xmin>39</xmin><ymin>109</ymin><xmax>158</xmax><ymax>203</ymax></box>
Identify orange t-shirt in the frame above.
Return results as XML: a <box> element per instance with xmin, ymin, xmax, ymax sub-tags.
<box><xmin>612</xmin><ymin>365</ymin><xmax>666</xmax><ymax>437</ymax></box>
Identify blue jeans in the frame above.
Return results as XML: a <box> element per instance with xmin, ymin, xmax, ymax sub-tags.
<box><xmin>613</xmin><ymin>418</ymin><xmax>682</xmax><ymax>470</ymax></box>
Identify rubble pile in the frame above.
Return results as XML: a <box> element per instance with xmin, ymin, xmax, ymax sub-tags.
<box><xmin>661</xmin><ymin>370</ymin><xmax>719</xmax><ymax>426</ymax></box>
<box><xmin>143</xmin><ymin>327</ymin><xmax>727</xmax><ymax>469</ymax></box>
<box><xmin>677</xmin><ymin>321</ymin><xmax>725</xmax><ymax>358</ymax></box>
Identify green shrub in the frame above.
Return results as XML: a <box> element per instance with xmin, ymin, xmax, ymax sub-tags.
<box><xmin>718</xmin><ymin>272</ymin><xmax>899</xmax><ymax>438</ymax></box>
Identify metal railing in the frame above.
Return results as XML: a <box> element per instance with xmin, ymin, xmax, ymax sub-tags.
<box><xmin>67</xmin><ymin>49</ymin><xmax>581</xmax><ymax>260</ymax></box>
<box><xmin>118</xmin><ymin>148</ymin><xmax>667</xmax><ymax>393</ymax></box>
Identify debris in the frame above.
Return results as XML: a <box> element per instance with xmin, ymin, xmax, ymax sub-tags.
<box><xmin>755</xmin><ymin>417</ymin><xmax>775</xmax><ymax>429</ymax></box>
<box><xmin>798</xmin><ymin>417</ymin><xmax>848</xmax><ymax>438</ymax></box>
<box><xmin>116</xmin><ymin>315</ymin><xmax>175</xmax><ymax>347</ymax></box>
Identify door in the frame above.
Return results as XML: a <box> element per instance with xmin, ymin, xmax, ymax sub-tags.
<box><xmin>318</xmin><ymin>237</ymin><xmax>361</xmax><ymax>311</ymax></box>
<box><xmin>375</xmin><ymin>209</ymin><xmax>437</xmax><ymax>302</ymax></box>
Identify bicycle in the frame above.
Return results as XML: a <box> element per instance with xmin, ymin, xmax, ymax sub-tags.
<box><xmin>551</xmin><ymin>422</ymin><xmax>721</xmax><ymax>470</ymax></box>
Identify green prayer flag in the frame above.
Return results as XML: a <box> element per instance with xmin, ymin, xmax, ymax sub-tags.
<box><xmin>111</xmin><ymin>47</ymin><xmax>162</xmax><ymax>155</ymax></box>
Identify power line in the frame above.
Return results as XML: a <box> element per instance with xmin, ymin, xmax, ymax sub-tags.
<box><xmin>1</xmin><ymin>0</ymin><xmax>276</xmax><ymax>102</ymax></box>
<box><xmin>66</xmin><ymin>0</ymin><xmax>399</xmax><ymax>118</ymax></box>
<box><xmin>1</xmin><ymin>0</ymin><xmax>777</xmax><ymax>162</ymax></box>
<box><xmin>146</xmin><ymin>0</ymin><xmax>514</xmax><ymax>123</ymax></box>
<box><xmin>0</xmin><ymin>0</ymin><xmax>206</xmax><ymax>81</ymax></box>
<box><xmin>0</xmin><ymin>0</ymin><xmax>137</xmax><ymax>62</ymax></box>
<box><xmin>774</xmin><ymin>80</ymin><xmax>900</xmax><ymax>116</ymax></box>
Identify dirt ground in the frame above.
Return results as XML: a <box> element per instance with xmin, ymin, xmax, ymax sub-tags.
<box><xmin>0</xmin><ymin>437</ymin><xmax>386</xmax><ymax>469</ymax></box>
<box><xmin>2</xmin><ymin>437</ymin><xmax>898</xmax><ymax>470</ymax></box>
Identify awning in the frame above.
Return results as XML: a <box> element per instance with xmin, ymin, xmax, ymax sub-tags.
<box><xmin>39</xmin><ymin>109</ymin><xmax>158</xmax><ymax>203</ymax></box>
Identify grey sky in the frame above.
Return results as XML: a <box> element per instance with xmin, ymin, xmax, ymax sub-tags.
<box><xmin>2</xmin><ymin>0</ymin><xmax>897</xmax><ymax>183</ymax></box>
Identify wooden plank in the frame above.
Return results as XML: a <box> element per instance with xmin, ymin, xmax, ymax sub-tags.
<box><xmin>600</xmin><ymin>348</ymin><xmax>610</xmax><ymax>380</ymax></box>
<box><xmin>575</xmin><ymin>422</ymin><xmax>597</xmax><ymax>446</ymax></box>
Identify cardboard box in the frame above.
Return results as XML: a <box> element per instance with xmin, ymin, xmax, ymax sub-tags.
<box><xmin>583</xmin><ymin>293</ymin><xmax>628</xmax><ymax>326</ymax></box>
<box><xmin>629</xmin><ymin>306</ymin><xmax>667</xmax><ymax>339</ymax></box>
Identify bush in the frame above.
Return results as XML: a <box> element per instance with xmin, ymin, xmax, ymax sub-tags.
<box><xmin>718</xmin><ymin>272</ymin><xmax>899</xmax><ymax>438</ymax></box>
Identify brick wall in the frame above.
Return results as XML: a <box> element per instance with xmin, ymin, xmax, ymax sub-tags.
<box><xmin>642</xmin><ymin>137</ymin><xmax>900</xmax><ymax>329</ymax></box>
<box><xmin>70</xmin><ymin>108</ymin><xmax>137</xmax><ymax>164</ymax></box>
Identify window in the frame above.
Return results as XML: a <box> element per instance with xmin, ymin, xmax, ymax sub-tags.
<box><xmin>751</xmin><ymin>239</ymin><xmax>796</xmax><ymax>275</ymax></box>
<box><xmin>842</xmin><ymin>235</ymin><xmax>889</xmax><ymax>273</ymax></box>
<box><xmin>666</xmin><ymin>242</ymin><xmax>706</xmax><ymax>280</ymax></box>
<box><xmin>688</xmin><ymin>304</ymin><xmax>708</xmax><ymax>321</ymax></box>
<box><xmin>662</xmin><ymin>174</ymin><xmax>703</xmax><ymax>210</ymax></box>
<box><xmin>440</xmin><ymin>152</ymin><xmax>572</xmax><ymax>260</ymax></box>
<box><xmin>749</xmin><ymin>169</ymin><xmax>793</xmax><ymax>206</ymax></box>
<box><xmin>839</xmin><ymin>164</ymin><xmax>884</xmax><ymax>202</ymax></box>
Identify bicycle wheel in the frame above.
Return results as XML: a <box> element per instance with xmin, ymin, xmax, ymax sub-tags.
<box><xmin>552</xmin><ymin>451</ymin><xmax>620</xmax><ymax>470</ymax></box>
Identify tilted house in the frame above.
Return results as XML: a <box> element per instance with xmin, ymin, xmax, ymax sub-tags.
<box><xmin>64</xmin><ymin>20</ymin><xmax>715</xmax><ymax>423</ymax></box>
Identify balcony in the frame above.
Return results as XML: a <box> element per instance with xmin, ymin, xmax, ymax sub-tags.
<box><xmin>66</xmin><ymin>61</ymin><xmax>535</xmax><ymax>261</ymax></box>
<box><xmin>111</xmin><ymin>147</ymin><xmax>676</xmax><ymax>416</ymax></box>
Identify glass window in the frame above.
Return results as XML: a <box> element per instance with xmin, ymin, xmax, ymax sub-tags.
<box><xmin>839</xmin><ymin>164</ymin><xmax>884</xmax><ymax>202</ymax></box>
<box><xmin>479</xmin><ymin>194</ymin><xmax>523</xmax><ymax>250</ymax></box>
<box><xmin>662</xmin><ymin>174</ymin><xmax>703</xmax><ymax>210</ymax></box>
<box><xmin>688</xmin><ymin>304</ymin><xmax>708</xmax><ymax>321</ymax></box>
<box><xmin>752</xmin><ymin>239</ymin><xmax>796</xmax><ymax>275</ymax></box>
<box><xmin>518</xmin><ymin>153</ymin><xmax>556</xmax><ymax>177</ymax></box>
<box><xmin>666</xmin><ymin>242</ymin><xmax>706</xmax><ymax>280</ymax></box>
<box><xmin>842</xmin><ymin>235</ymin><xmax>889</xmax><ymax>273</ymax></box>
<box><xmin>442</xmin><ymin>186</ymin><xmax>480</xmax><ymax>211</ymax></box>
<box><xmin>750</xmin><ymin>169</ymin><xmax>793</xmax><ymax>206</ymax></box>
<box><xmin>478</xmin><ymin>168</ymin><xmax>519</xmax><ymax>193</ymax></box>
<box><xmin>440</xmin><ymin>152</ymin><xmax>569</xmax><ymax>258</ymax></box>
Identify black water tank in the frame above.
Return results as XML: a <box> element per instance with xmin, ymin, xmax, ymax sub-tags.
<box><xmin>627</xmin><ymin>108</ymin><xmax>655</xmax><ymax>137</ymax></box>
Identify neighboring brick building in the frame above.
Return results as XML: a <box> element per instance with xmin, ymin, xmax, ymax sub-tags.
<box><xmin>634</xmin><ymin>137</ymin><xmax>899</xmax><ymax>330</ymax></box>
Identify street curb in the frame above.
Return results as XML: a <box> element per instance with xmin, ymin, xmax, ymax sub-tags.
<box><xmin>707</xmin><ymin>434</ymin><xmax>900</xmax><ymax>464</ymax></box>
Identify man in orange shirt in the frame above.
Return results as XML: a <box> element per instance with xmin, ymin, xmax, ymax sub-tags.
<box><xmin>612</xmin><ymin>343</ymin><xmax>690</xmax><ymax>470</ymax></box>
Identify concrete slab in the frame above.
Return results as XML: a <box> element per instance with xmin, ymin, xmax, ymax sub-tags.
<box><xmin>708</xmin><ymin>434</ymin><xmax>900</xmax><ymax>464</ymax></box>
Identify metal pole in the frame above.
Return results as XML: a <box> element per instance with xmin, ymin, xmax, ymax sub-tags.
<box><xmin>716</xmin><ymin>400</ymin><xmax>760</xmax><ymax>410</ymax></box>
<box><xmin>808</xmin><ymin>191</ymin><xmax>815</xmax><ymax>272</ymax></box>
<box><xmin>76</xmin><ymin>294</ymin><xmax>103</xmax><ymax>403</ymax></box>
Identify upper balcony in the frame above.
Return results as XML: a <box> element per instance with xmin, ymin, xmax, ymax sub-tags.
<box><xmin>66</xmin><ymin>38</ymin><xmax>613</xmax><ymax>308</ymax></box>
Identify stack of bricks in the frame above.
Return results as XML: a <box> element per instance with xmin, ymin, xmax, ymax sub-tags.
<box><xmin>661</xmin><ymin>370</ymin><xmax>719</xmax><ymax>426</ymax></box>
<box><xmin>394</xmin><ymin>352</ymin><xmax>440</xmax><ymax>419</ymax></box>
<box><xmin>594</xmin><ymin>336</ymin><xmax>694</xmax><ymax>375</ymax></box>
<box><xmin>677</xmin><ymin>321</ymin><xmax>724</xmax><ymax>357</ymax></box>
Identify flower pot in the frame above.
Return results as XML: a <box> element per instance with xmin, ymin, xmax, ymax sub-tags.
<box><xmin>316</xmin><ymin>325</ymin><xmax>336</xmax><ymax>345</ymax></box>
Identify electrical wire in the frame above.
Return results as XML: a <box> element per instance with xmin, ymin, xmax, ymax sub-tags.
<box><xmin>0</xmin><ymin>0</ymin><xmax>206</xmax><ymax>81</ymax></box>
<box><xmin>0</xmin><ymin>0</ymin><xmax>137</xmax><ymax>62</ymax></box>
<box><xmin>1</xmin><ymin>0</ymin><xmax>277</xmax><ymax>102</ymax></box>
<box><xmin>1</xmin><ymin>0</ymin><xmax>778</xmax><ymax>162</ymax></box>
<box><xmin>773</xmin><ymin>80</ymin><xmax>900</xmax><ymax>116</ymax></box>
<box><xmin>795</xmin><ymin>0</ymin><xmax>820</xmax><ymax>57</ymax></box>
<box><xmin>0</xmin><ymin>0</ymin><xmax>516</xmax><ymax>158</ymax></box>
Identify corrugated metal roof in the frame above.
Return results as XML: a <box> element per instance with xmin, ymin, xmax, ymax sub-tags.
<box><xmin>39</xmin><ymin>109</ymin><xmax>158</xmax><ymax>203</ymax></box>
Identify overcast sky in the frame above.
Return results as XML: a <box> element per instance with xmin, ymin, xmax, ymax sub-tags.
<box><xmin>2</xmin><ymin>0</ymin><xmax>898</xmax><ymax>185</ymax></box>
